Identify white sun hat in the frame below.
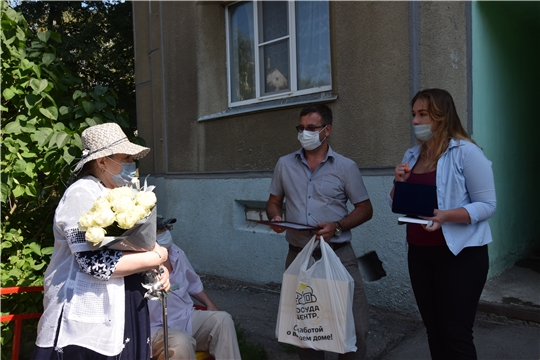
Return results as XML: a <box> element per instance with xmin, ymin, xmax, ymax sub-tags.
<box><xmin>73</xmin><ymin>122</ymin><xmax>150</xmax><ymax>173</ymax></box>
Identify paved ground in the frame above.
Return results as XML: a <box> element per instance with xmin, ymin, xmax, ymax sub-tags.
<box><xmin>201</xmin><ymin>274</ymin><xmax>540</xmax><ymax>360</ymax></box>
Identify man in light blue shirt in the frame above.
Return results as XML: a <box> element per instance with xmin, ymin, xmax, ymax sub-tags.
<box><xmin>266</xmin><ymin>104</ymin><xmax>373</xmax><ymax>360</ymax></box>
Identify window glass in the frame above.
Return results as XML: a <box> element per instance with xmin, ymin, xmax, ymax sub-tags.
<box><xmin>227</xmin><ymin>1</ymin><xmax>331</xmax><ymax>106</ymax></box>
<box><xmin>262</xmin><ymin>40</ymin><xmax>290</xmax><ymax>94</ymax></box>
<box><xmin>296</xmin><ymin>1</ymin><xmax>331</xmax><ymax>90</ymax></box>
<box><xmin>229</xmin><ymin>2</ymin><xmax>255</xmax><ymax>102</ymax></box>
<box><xmin>261</xmin><ymin>1</ymin><xmax>288</xmax><ymax>42</ymax></box>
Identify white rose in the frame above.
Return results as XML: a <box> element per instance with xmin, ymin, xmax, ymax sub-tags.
<box><xmin>107</xmin><ymin>186</ymin><xmax>135</xmax><ymax>203</ymax></box>
<box><xmin>78</xmin><ymin>212</ymin><xmax>95</xmax><ymax>230</ymax></box>
<box><xmin>111</xmin><ymin>195</ymin><xmax>135</xmax><ymax>214</ymax></box>
<box><xmin>93</xmin><ymin>207</ymin><xmax>116</xmax><ymax>228</ymax></box>
<box><xmin>131</xmin><ymin>205</ymin><xmax>149</xmax><ymax>222</ymax></box>
<box><xmin>90</xmin><ymin>197</ymin><xmax>111</xmax><ymax>213</ymax></box>
<box><xmin>85</xmin><ymin>227</ymin><xmax>106</xmax><ymax>244</ymax></box>
<box><xmin>135</xmin><ymin>190</ymin><xmax>157</xmax><ymax>210</ymax></box>
<box><xmin>116</xmin><ymin>211</ymin><xmax>139</xmax><ymax>229</ymax></box>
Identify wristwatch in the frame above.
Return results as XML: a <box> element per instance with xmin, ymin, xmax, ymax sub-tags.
<box><xmin>334</xmin><ymin>221</ymin><xmax>342</xmax><ymax>237</ymax></box>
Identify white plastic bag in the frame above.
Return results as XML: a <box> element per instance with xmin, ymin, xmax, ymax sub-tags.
<box><xmin>276</xmin><ymin>235</ymin><xmax>356</xmax><ymax>353</ymax></box>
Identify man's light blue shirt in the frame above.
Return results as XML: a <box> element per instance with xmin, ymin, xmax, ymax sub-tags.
<box><xmin>269</xmin><ymin>146</ymin><xmax>370</xmax><ymax>247</ymax></box>
<box><xmin>392</xmin><ymin>139</ymin><xmax>496</xmax><ymax>255</ymax></box>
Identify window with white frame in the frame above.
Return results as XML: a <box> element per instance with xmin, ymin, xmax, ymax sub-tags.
<box><xmin>226</xmin><ymin>1</ymin><xmax>331</xmax><ymax>107</ymax></box>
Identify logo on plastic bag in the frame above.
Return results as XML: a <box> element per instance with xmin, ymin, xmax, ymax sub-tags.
<box><xmin>296</xmin><ymin>283</ymin><xmax>318</xmax><ymax>305</ymax></box>
<box><xmin>295</xmin><ymin>283</ymin><xmax>320</xmax><ymax>320</ymax></box>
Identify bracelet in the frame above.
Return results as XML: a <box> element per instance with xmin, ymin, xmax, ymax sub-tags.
<box><xmin>153</xmin><ymin>250</ymin><xmax>161</xmax><ymax>259</ymax></box>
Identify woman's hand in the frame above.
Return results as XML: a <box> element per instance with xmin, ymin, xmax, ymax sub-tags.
<box><xmin>153</xmin><ymin>243</ymin><xmax>169</xmax><ymax>264</ymax></box>
<box><xmin>112</xmin><ymin>245</ymin><xmax>169</xmax><ymax>278</ymax></box>
<box><xmin>421</xmin><ymin>209</ymin><xmax>445</xmax><ymax>232</ymax></box>
<box><xmin>394</xmin><ymin>162</ymin><xmax>411</xmax><ymax>183</ymax></box>
<box><xmin>390</xmin><ymin>162</ymin><xmax>410</xmax><ymax>200</ymax></box>
<box><xmin>421</xmin><ymin>207</ymin><xmax>471</xmax><ymax>232</ymax></box>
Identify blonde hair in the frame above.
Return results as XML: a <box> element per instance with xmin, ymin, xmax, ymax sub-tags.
<box><xmin>411</xmin><ymin>89</ymin><xmax>476</xmax><ymax>169</ymax></box>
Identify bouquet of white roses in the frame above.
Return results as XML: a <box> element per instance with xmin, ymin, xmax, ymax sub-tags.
<box><xmin>78</xmin><ymin>178</ymin><xmax>158</xmax><ymax>251</ymax></box>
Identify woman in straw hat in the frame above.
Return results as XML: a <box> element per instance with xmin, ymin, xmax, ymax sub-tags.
<box><xmin>32</xmin><ymin>123</ymin><xmax>170</xmax><ymax>360</ymax></box>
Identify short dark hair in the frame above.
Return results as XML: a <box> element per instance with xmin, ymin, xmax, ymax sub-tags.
<box><xmin>299</xmin><ymin>104</ymin><xmax>333</xmax><ymax>125</ymax></box>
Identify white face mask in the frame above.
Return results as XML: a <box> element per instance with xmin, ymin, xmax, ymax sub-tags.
<box><xmin>156</xmin><ymin>230</ymin><xmax>173</xmax><ymax>249</ymax></box>
<box><xmin>413</xmin><ymin>124</ymin><xmax>435</xmax><ymax>141</ymax></box>
<box><xmin>297</xmin><ymin>126</ymin><xmax>327</xmax><ymax>151</ymax></box>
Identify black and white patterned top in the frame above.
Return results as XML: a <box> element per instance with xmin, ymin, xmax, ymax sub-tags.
<box><xmin>75</xmin><ymin>249</ymin><xmax>122</xmax><ymax>280</ymax></box>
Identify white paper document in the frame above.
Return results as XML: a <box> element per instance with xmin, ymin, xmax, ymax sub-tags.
<box><xmin>398</xmin><ymin>216</ymin><xmax>433</xmax><ymax>227</ymax></box>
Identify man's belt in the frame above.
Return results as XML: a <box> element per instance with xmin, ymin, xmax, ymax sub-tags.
<box><xmin>289</xmin><ymin>241</ymin><xmax>349</xmax><ymax>254</ymax></box>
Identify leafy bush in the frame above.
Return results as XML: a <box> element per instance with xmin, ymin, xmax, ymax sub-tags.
<box><xmin>0</xmin><ymin>2</ymin><xmax>140</xmax><ymax>357</ymax></box>
<box><xmin>14</xmin><ymin>0</ymin><xmax>137</xmax><ymax>132</ymax></box>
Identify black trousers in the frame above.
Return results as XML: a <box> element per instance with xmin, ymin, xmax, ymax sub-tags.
<box><xmin>408</xmin><ymin>243</ymin><xmax>488</xmax><ymax>360</ymax></box>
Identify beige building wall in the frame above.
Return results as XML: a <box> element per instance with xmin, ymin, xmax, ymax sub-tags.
<box><xmin>420</xmin><ymin>1</ymin><xmax>469</xmax><ymax>129</ymax></box>
<box><xmin>133</xmin><ymin>1</ymin><xmax>468</xmax><ymax>175</ymax></box>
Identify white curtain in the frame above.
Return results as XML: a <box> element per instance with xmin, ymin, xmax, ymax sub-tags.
<box><xmin>295</xmin><ymin>1</ymin><xmax>331</xmax><ymax>90</ymax></box>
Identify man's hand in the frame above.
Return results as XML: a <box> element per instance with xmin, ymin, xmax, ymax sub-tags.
<box><xmin>142</xmin><ymin>264</ymin><xmax>170</xmax><ymax>300</ymax></box>
<box><xmin>314</xmin><ymin>221</ymin><xmax>337</xmax><ymax>242</ymax></box>
<box><xmin>266</xmin><ymin>194</ymin><xmax>286</xmax><ymax>233</ymax></box>
<box><xmin>205</xmin><ymin>302</ymin><xmax>219</xmax><ymax>311</ymax></box>
<box><xmin>192</xmin><ymin>290</ymin><xmax>219</xmax><ymax>311</ymax></box>
<box><xmin>269</xmin><ymin>215</ymin><xmax>286</xmax><ymax>233</ymax></box>
<box><xmin>156</xmin><ymin>264</ymin><xmax>171</xmax><ymax>292</ymax></box>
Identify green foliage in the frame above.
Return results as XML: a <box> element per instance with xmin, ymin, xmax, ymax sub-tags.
<box><xmin>235</xmin><ymin>323</ymin><xmax>268</xmax><ymax>360</ymax></box>
<box><xmin>0</xmin><ymin>1</ymin><xmax>140</xmax><ymax>356</ymax></box>
<box><xmin>14</xmin><ymin>0</ymin><xmax>136</xmax><ymax>131</ymax></box>
<box><xmin>1</xmin><ymin>301</ymin><xmax>41</xmax><ymax>360</ymax></box>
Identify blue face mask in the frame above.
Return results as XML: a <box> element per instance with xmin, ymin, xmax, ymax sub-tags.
<box><xmin>413</xmin><ymin>124</ymin><xmax>435</xmax><ymax>141</ymax></box>
<box><xmin>156</xmin><ymin>230</ymin><xmax>173</xmax><ymax>249</ymax></box>
<box><xmin>106</xmin><ymin>157</ymin><xmax>137</xmax><ymax>186</ymax></box>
